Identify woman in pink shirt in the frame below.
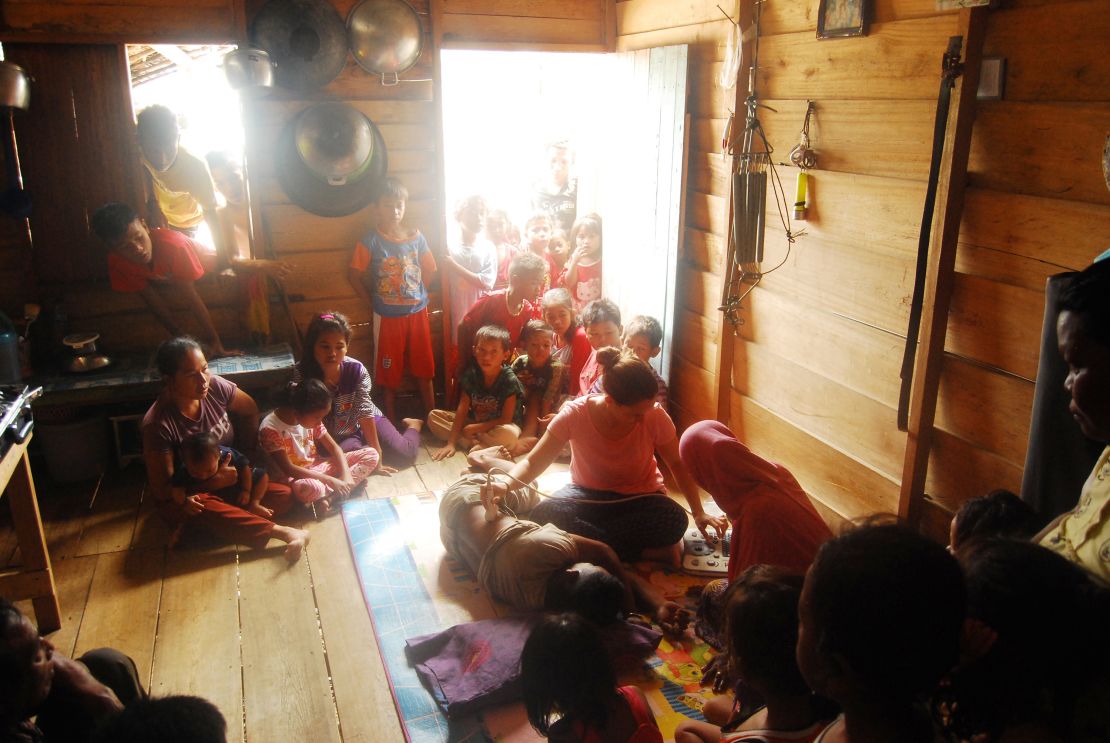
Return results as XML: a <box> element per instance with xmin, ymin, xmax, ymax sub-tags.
<box><xmin>487</xmin><ymin>347</ymin><xmax>728</xmax><ymax>561</ymax></box>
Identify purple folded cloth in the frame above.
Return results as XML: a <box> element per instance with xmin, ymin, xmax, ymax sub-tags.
<box><xmin>405</xmin><ymin>615</ymin><xmax>662</xmax><ymax>718</ymax></box>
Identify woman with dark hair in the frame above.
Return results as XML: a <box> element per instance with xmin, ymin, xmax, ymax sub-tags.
<box><xmin>293</xmin><ymin>311</ymin><xmax>422</xmax><ymax>468</ymax></box>
<box><xmin>141</xmin><ymin>336</ymin><xmax>309</xmax><ymax>561</ymax></box>
<box><xmin>482</xmin><ymin>347</ymin><xmax>728</xmax><ymax>563</ymax></box>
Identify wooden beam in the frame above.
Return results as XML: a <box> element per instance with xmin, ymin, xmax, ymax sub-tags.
<box><xmin>897</xmin><ymin>7</ymin><xmax>989</xmax><ymax>525</ymax></box>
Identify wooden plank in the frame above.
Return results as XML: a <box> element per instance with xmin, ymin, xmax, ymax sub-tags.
<box><xmin>617</xmin><ymin>17</ymin><xmax>729</xmax><ymax>61</ymax></box>
<box><xmin>686</xmin><ymin>190</ymin><xmax>728</xmax><ymax>236</ymax></box>
<box><xmin>968</xmin><ymin>102</ymin><xmax>1110</xmax><ymax>207</ymax></box>
<box><xmin>73</xmin><ymin>549</ymin><xmax>164</xmax><ymax>684</ymax></box>
<box><xmin>670</xmin><ymin>356</ymin><xmax>717</xmax><ymax>424</ymax></box>
<box><xmin>756</xmin><ymin>16</ymin><xmax>961</xmax><ymax>101</ymax></box>
<box><xmin>40</xmin><ymin>554</ymin><xmax>98</xmax><ymax>658</ymax></box>
<box><xmin>690</xmin><ymin>116</ymin><xmax>727</xmax><ymax>154</ymax></box>
<box><xmin>150</xmin><ymin>550</ymin><xmax>243</xmax><ymax>737</ymax></box>
<box><xmin>439</xmin><ymin>13</ymin><xmax>604</xmax><ymax>46</ymax></box>
<box><xmin>616</xmin><ymin>0</ymin><xmax>725</xmax><ymax>36</ymax></box>
<box><xmin>74</xmin><ymin>468</ymin><xmax>143</xmax><ymax>557</ymax></box>
<box><xmin>925</xmin><ymin>428</ymin><xmax>1024</xmax><ymax>513</ymax></box>
<box><xmin>689</xmin><ymin>152</ymin><xmax>731</xmax><ymax>199</ymax></box>
<box><xmin>441</xmin><ymin>0</ymin><xmax>604</xmax><ymax>20</ymax></box>
<box><xmin>759</xmin><ymin>0</ymin><xmax>954</xmax><ymax>36</ymax></box>
<box><xmin>739</xmin><ymin>286</ymin><xmax>905</xmax><ymax>408</ymax></box>
<box><xmin>682</xmin><ymin>226</ymin><xmax>727</xmax><ymax>273</ymax></box>
<box><xmin>935</xmin><ymin>355</ymin><xmax>1034</xmax><ymax>467</ymax></box>
<box><xmin>1</xmin><ymin>4</ymin><xmax>237</xmax><ymax>43</ymax></box>
<box><xmin>675</xmin><ymin>264</ymin><xmax>721</xmax><ymax>321</ymax></box>
<box><xmin>898</xmin><ymin>8</ymin><xmax>988</xmax><ymax>524</ymax></box>
<box><xmin>983</xmin><ymin>0</ymin><xmax>1110</xmax><ymax>103</ymax></box>
<box><xmin>674</xmin><ymin>307</ymin><xmax>719</xmax><ymax>374</ymax></box>
<box><xmin>239</xmin><ymin>550</ymin><xmax>341</xmax><ymax>743</ymax></box>
<box><xmin>959</xmin><ymin>188</ymin><xmax>1110</xmax><ymax>277</ymax></box>
<box><xmin>945</xmin><ymin>272</ymin><xmax>1043</xmax><ymax>381</ymax></box>
<box><xmin>732</xmin><ymin>339</ymin><xmax>906</xmax><ymax>479</ymax></box>
<box><xmin>759</xmin><ymin>99</ymin><xmax>936</xmax><ymax>182</ymax></box>
<box><xmin>247</xmin><ymin>99</ymin><xmax>436</xmax><ymax>126</ymax></box>
<box><xmin>305</xmin><ymin>513</ymin><xmax>404</xmax><ymax>743</ymax></box>
<box><xmin>264</xmin><ymin>200</ymin><xmax>439</xmax><ymax>254</ymax></box>
<box><xmin>729</xmin><ymin>390</ymin><xmax>900</xmax><ymax>521</ymax></box>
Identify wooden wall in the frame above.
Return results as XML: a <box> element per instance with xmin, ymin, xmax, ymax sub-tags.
<box><xmin>618</xmin><ymin>0</ymin><xmax>1110</xmax><ymax>536</ymax></box>
<box><xmin>435</xmin><ymin>0</ymin><xmax>614</xmax><ymax>51</ymax></box>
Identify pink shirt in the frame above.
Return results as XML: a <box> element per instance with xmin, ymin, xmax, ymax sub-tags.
<box><xmin>547</xmin><ymin>395</ymin><xmax>674</xmax><ymax>495</ymax></box>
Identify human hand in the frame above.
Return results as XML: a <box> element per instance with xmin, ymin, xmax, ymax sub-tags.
<box><xmin>432</xmin><ymin>445</ymin><xmax>456</xmax><ymax>461</ymax></box>
<box><xmin>182</xmin><ymin>494</ymin><xmax>206</xmax><ymax>515</ymax></box>
<box><xmin>375</xmin><ymin>463</ymin><xmax>398</xmax><ymax>476</ymax></box>
<box><xmin>701</xmin><ymin>653</ymin><xmax>732</xmax><ymax>693</ymax></box>
<box><xmin>694</xmin><ymin>512</ymin><xmax>730</xmax><ymax>543</ymax></box>
<box><xmin>462</xmin><ymin>422</ymin><xmax>484</xmax><ymax>437</ymax></box>
<box><xmin>327</xmin><ymin>477</ymin><xmax>354</xmax><ymax>497</ymax></box>
<box><xmin>262</xmin><ymin>259</ymin><xmax>294</xmax><ymax>280</ymax></box>
<box><xmin>238</xmin><ymin>490</ymin><xmax>251</xmax><ymax>506</ymax></box>
<box><xmin>207</xmin><ymin>452</ymin><xmax>239</xmax><ymax>491</ymax></box>
<box><xmin>481</xmin><ymin>479</ymin><xmax>509</xmax><ymax>511</ymax></box>
<box><xmin>50</xmin><ymin>655</ymin><xmax>124</xmax><ymax>717</ymax></box>
<box><xmin>654</xmin><ymin>601</ymin><xmax>692</xmax><ymax>637</ymax></box>
<box><xmin>537</xmin><ymin>413</ymin><xmax>556</xmax><ymax>425</ymax></box>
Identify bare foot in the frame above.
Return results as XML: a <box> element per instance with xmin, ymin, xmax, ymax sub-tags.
<box><xmin>509</xmin><ymin>437</ymin><xmax>538</xmax><ymax>458</ymax></box>
<box><xmin>402</xmin><ymin>417</ymin><xmax>424</xmax><ymax>433</ymax></box>
<box><xmin>273</xmin><ymin>525</ymin><xmax>310</xmax><ymax>563</ymax></box>
<box><xmin>248</xmin><ymin>502</ymin><xmax>274</xmax><ymax>519</ymax></box>
<box><xmin>466</xmin><ymin>445</ymin><xmax>513</xmax><ymax>471</ymax></box>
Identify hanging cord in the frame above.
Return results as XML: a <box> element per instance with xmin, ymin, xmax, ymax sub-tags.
<box><xmin>788</xmin><ymin>101</ymin><xmax>818</xmax><ymax>170</ymax></box>
<box><xmin>719</xmin><ymin>0</ymin><xmax>802</xmax><ymax>329</ymax></box>
<box><xmin>483</xmin><ymin>466</ymin><xmax>699</xmax><ymax>519</ymax></box>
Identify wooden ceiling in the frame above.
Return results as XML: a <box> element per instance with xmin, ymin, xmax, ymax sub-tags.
<box><xmin>127</xmin><ymin>44</ymin><xmax>235</xmax><ymax>86</ymax></box>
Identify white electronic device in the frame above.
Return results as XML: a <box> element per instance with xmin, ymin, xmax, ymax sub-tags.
<box><xmin>682</xmin><ymin>527</ymin><xmax>732</xmax><ymax>576</ymax></box>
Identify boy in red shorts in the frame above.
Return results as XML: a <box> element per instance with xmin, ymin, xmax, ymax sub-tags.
<box><xmin>348</xmin><ymin>177</ymin><xmax>437</xmax><ymax>421</ymax></box>
<box><xmin>91</xmin><ymin>202</ymin><xmax>236</xmax><ymax>357</ymax></box>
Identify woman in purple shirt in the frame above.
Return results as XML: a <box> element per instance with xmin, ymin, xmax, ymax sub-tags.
<box><xmin>141</xmin><ymin>337</ymin><xmax>309</xmax><ymax>561</ymax></box>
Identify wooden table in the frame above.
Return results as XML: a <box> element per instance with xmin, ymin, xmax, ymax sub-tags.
<box><xmin>0</xmin><ymin>432</ymin><xmax>61</xmax><ymax>632</ymax></box>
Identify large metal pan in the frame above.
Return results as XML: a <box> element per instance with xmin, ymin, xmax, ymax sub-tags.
<box><xmin>276</xmin><ymin>103</ymin><xmax>387</xmax><ymax>217</ymax></box>
<box><xmin>347</xmin><ymin>0</ymin><xmax>423</xmax><ymax>86</ymax></box>
<box><xmin>251</xmin><ymin>0</ymin><xmax>348</xmax><ymax>91</ymax></box>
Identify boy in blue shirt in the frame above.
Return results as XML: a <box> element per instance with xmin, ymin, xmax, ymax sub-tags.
<box><xmin>349</xmin><ymin>177</ymin><xmax>438</xmax><ymax>420</ymax></box>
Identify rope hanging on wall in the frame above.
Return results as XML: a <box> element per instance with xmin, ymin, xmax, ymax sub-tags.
<box><xmin>718</xmin><ymin>0</ymin><xmax>803</xmax><ymax>329</ymax></box>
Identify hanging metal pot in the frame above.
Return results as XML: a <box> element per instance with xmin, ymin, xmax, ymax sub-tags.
<box><xmin>0</xmin><ymin>62</ymin><xmax>31</xmax><ymax>110</ymax></box>
<box><xmin>251</xmin><ymin>0</ymin><xmax>348</xmax><ymax>91</ymax></box>
<box><xmin>222</xmin><ymin>47</ymin><xmax>276</xmax><ymax>92</ymax></box>
<box><xmin>347</xmin><ymin>0</ymin><xmax>424</xmax><ymax>86</ymax></box>
<box><xmin>276</xmin><ymin>102</ymin><xmax>387</xmax><ymax>217</ymax></box>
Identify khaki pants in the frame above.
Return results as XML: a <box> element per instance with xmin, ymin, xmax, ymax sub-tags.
<box><xmin>427</xmin><ymin>408</ymin><xmax>521</xmax><ymax>450</ymax></box>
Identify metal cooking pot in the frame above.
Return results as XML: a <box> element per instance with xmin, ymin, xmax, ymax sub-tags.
<box><xmin>222</xmin><ymin>48</ymin><xmax>276</xmax><ymax>92</ymax></box>
<box><xmin>276</xmin><ymin>103</ymin><xmax>387</xmax><ymax>217</ymax></box>
<box><xmin>295</xmin><ymin>102</ymin><xmax>375</xmax><ymax>186</ymax></box>
<box><xmin>62</xmin><ymin>333</ymin><xmax>111</xmax><ymax>374</ymax></box>
<box><xmin>348</xmin><ymin>0</ymin><xmax>424</xmax><ymax>86</ymax></box>
<box><xmin>0</xmin><ymin>62</ymin><xmax>31</xmax><ymax>110</ymax></box>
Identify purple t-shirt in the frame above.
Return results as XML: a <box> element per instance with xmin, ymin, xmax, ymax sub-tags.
<box><xmin>142</xmin><ymin>374</ymin><xmax>238</xmax><ymax>455</ymax></box>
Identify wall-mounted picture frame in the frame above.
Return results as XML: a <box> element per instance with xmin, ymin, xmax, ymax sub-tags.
<box><xmin>817</xmin><ymin>0</ymin><xmax>869</xmax><ymax>39</ymax></box>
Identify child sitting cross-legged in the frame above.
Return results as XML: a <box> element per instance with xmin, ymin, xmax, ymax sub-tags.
<box><xmin>676</xmin><ymin>565</ymin><xmax>836</xmax><ymax>743</ymax></box>
<box><xmin>511</xmin><ymin>319</ymin><xmax>567</xmax><ymax>454</ymax></box>
<box><xmin>429</xmin><ymin>325</ymin><xmax>524</xmax><ymax>460</ymax></box>
<box><xmin>522</xmin><ymin>612</ymin><xmax>663</xmax><ymax>743</ymax></box>
<box><xmin>260</xmin><ymin>379</ymin><xmax>379</xmax><ymax>513</ymax></box>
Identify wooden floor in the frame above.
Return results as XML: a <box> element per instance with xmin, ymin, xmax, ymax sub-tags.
<box><xmin>0</xmin><ymin>436</ymin><xmax>568</xmax><ymax>742</ymax></box>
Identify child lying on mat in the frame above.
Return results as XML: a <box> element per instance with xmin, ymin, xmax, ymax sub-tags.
<box><xmin>438</xmin><ymin>467</ymin><xmax>687</xmax><ymax>631</ymax></box>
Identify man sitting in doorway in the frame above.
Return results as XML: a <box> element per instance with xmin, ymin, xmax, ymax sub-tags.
<box><xmin>136</xmin><ymin>105</ymin><xmax>230</xmax><ymax>267</ymax></box>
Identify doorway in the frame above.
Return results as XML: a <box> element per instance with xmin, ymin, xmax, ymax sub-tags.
<box><xmin>440</xmin><ymin>46</ymin><xmax>689</xmax><ymax>380</ymax></box>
